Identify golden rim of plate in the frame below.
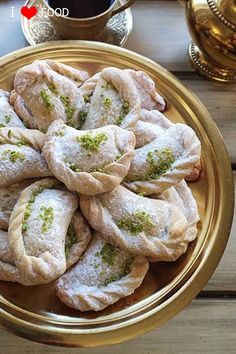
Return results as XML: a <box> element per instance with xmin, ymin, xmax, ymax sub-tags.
<box><xmin>0</xmin><ymin>41</ymin><xmax>234</xmax><ymax>348</ymax></box>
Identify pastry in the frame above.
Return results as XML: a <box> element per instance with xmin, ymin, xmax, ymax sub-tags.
<box><xmin>0</xmin><ymin>208</ymin><xmax>90</xmax><ymax>284</ymax></box>
<box><xmin>150</xmin><ymin>180</ymin><xmax>200</xmax><ymax>261</ymax></box>
<box><xmin>35</xmin><ymin>59</ymin><xmax>89</xmax><ymax>87</ymax></box>
<box><xmin>80</xmin><ymin>186</ymin><xmax>189</xmax><ymax>261</ymax></box>
<box><xmin>65</xmin><ymin>211</ymin><xmax>91</xmax><ymax>269</ymax></box>
<box><xmin>0</xmin><ymin>230</ymin><xmax>22</xmax><ymax>283</ymax></box>
<box><xmin>56</xmin><ymin>232</ymin><xmax>149</xmax><ymax>311</ymax></box>
<box><xmin>0</xmin><ymin>127</ymin><xmax>51</xmax><ymax>187</ymax></box>
<box><xmin>81</xmin><ymin>67</ymin><xmax>140</xmax><ymax>131</ymax></box>
<box><xmin>125</xmin><ymin>70</ymin><xmax>166</xmax><ymax>111</ymax></box>
<box><xmin>42</xmin><ymin>120</ymin><xmax>136</xmax><ymax>195</ymax></box>
<box><xmin>0</xmin><ymin>179</ymin><xmax>37</xmax><ymax>230</ymax></box>
<box><xmin>10</xmin><ymin>90</ymin><xmax>38</xmax><ymax>129</ymax></box>
<box><xmin>14</xmin><ymin>61</ymin><xmax>86</xmax><ymax>131</ymax></box>
<box><xmin>0</xmin><ymin>89</ymin><xmax>25</xmax><ymax>128</ymax></box>
<box><xmin>134</xmin><ymin>109</ymin><xmax>172</xmax><ymax>148</ymax></box>
<box><xmin>8</xmin><ymin>178</ymin><xmax>78</xmax><ymax>285</ymax></box>
<box><xmin>124</xmin><ymin>123</ymin><xmax>201</xmax><ymax>195</ymax></box>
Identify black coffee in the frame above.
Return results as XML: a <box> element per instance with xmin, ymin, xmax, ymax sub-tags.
<box><xmin>48</xmin><ymin>0</ymin><xmax>115</xmax><ymax>18</ymax></box>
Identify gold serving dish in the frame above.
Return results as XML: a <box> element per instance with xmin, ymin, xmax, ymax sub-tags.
<box><xmin>0</xmin><ymin>41</ymin><xmax>234</xmax><ymax>347</ymax></box>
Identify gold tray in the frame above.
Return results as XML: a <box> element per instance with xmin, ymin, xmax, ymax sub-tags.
<box><xmin>0</xmin><ymin>41</ymin><xmax>234</xmax><ymax>348</ymax></box>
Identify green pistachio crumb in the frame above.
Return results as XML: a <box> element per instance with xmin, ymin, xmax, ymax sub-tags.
<box><xmin>8</xmin><ymin>130</ymin><xmax>13</xmax><ymax>138</ymax></box>
<box><xmin>0</xmin><ymin>123</ymin><xmax>6</xmax><ymax>128</ymax></box>
<box><xmin>117</xmin><ymin>210</ymin><xmax>154</xmax><ymax>235</ymax></box>
<box><xmin>146</xmin><ymin>147</ymin><xmax>175</xmax><ymax>180</ymax></box>
<box><xmin>48</xmin><ymin>84</ymin><xmax>59</xmax><ymax>95</ymax></box>
<box><xmin>101</xmin><ymin>82</ymin><xmax>112</xmax><ymax>90</ymax></box>
<box><xmin>115</xmin><ymin>100</ymin><xmax>130</xmax><ymax>126</ymax></box>
<box><xmin>22</xmin><ymin>187</ymin><xmax>44</xmax><ymax>233</ymax></box>
<box><xmin>40</xmin><ymin>89</ymin><xmax>54</xmax><ymax>111</ymax></box>
<box><xmin>39</xmin><ymin>206</ymin><xmax>54</xmax><ymax>234</ymax></box>
<box><xmin>100</xmin><ymin>243</ymin><xmax>118</xmax><ymax>266</ymax></box>
<box><xmin>78</xmin><ymin>110</ymin><xmax>87</xmax><ymax>125</ymax></box>
<box><xmin>102</xmin><ymin>96</ymin><xmax>112</xmax><ymax>110</ymax></box>
<box><xmin>103</xmin><ymin>259</ymin><xmax>133</xmax><ymax>286</ymax></box>
<box><xmin>1</xmin><ymin>149</ymin><xmax>25</xmax><ymax>163</ymax></box>
<box><xmin>76</xmin><ymin>132</ymin><xmax>108</xmax><ymax>151</ymax></box>
<box><xmin>4</xmin><ymin>115</ymin><xmax>11</xmax><ymax>124</ymax></box>
<box><xmin>16</xmin><ymin>139</ymin><xmax>27</xmax><ymax>146</ymax></box>
<box><xmin>65</xmin><ymin>222</ymin><xmax>77</xmax><ymax>257</ymax></box>
<box><xmin>55</xmin><ymin>127</ymin><xmax>66</xmax><ymax>137</ymax></box>
<box><xmin>63</xmin><ymin>157</ymin><xmax>81</xmax><ymax>172</ymax></box>
<box><xmin>60</xmin><ymin>95</ymin><xmax>77</xmax><ymax>125</ymax></box>
<box><xmin>84</xmin><ymin>95</ymin><xmax>90</xmax><ymax>103</ymax></box>
<box><xmin>40</xmin><ymin>127</ymin><xmax>48</xmax><ymax>134</ymax></box>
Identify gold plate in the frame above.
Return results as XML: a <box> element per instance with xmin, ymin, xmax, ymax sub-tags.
<box><xmin>0</xmin><ymin>41</ymin><xmax>234</xmax><ymax>347</ymax></box>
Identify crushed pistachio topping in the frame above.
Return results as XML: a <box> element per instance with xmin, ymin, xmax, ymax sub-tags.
<box><xmin>117</xmin><ymin>210</ymin><xmax>154</xmax><ymax>235</ymax></box>
<box><xmin>96</xmin><ymin>243</ymin><xmax>118</xmax><ymax>267</ymax></box>
<box><xmin>60</xmin><ymin>95</ymin><xmax>76</xmax><ymax>124</ymax></box>
<box><xmin>103</xmin><ymin>259</ymin><xmax>133</xmax><ymax>287</ymax></box>
<box><xmin>48</xmin><ymin>84</ymin><xmax>59</xmax><ymax>95</ymax></box>
<box><xmin>55</xmin><ymin>127</ymin><xmax>66</xmax><ymax>137</ymax></box>
<box><xmin>78</xmin><ymin>110</ymin><xmax>87</xmax><ymax>126</ymax></box>
<box><xmin>39</xmin><ymin>206</ymin><xmax>54</xmax><ymax>234</ymax></box>
<box><xmin>65</xmin><ymin>222</ymin><xmax>77</xmax><ymax>258</ymax></box>
<box><xmin>22</xmin><ymin>187</ymin><xmax>44</xmax><ymax>233</ymax></box>
<box><xmin>16</xmin><ymin>139</ymin><xmax>27</xmax><ymax>146</ymax></box>
<box><xmin>146</xmin><ymin>147</ymin><xmax>175</xmax><ymax>180</ymax></box>
<box><xmin>116</xmin><ymin>100</ymin><xmax>129</xmax><ymax>126</ymax></box>
<box><xmin>4</xmin><ymin>115</ymin><xmax>11</xmax><ymax>124</ymax></box>
<box><xmin>8</xmin><ymin>130</ymin><xmax>13</xmax><ymax>138</ymax></box>
<box><xmin>63</xmin><ymin>156</ymin><xmax>81</xmax><ymax>172</ymax></box>
<box><xmin>0</xmin><ymin>123</ymin><xmax>6</xmax><ymax>128</ymax></box>
<box><xmin>40</xmin><ymin>89</ymin><xmax>54</xmax><ymax>111</ymax></box>
<box><xmin>101</xmin><ymin>82</ymin><xmax>112</xmax><ymax>90</ymax></box>
<box><xmin>83</xmin><ymin>95</ymin><xmax>90</xmax><ymax>103</ymax></box>
<box><xmin>76</xmin><ymin>132</ymin><xmax>108</xmax><ymax>151</ymax></box>
<box><xmin>1</xmin><ymin>149</ymin><xmax>25</xmax><ymax>163</ymax></box>
<box><xmin>40</xmin><ymin>127</ymin><xmax>48</xmax><ymax>134</ymax></box>
<box><xmin>102</xmin><ymin>96</ymin><xmax>112</xmax><ymax>110</ymax></box>
<box><xmin>116</xmin><ymin>153</ymin><xmax>122</xmax><ymax>160</ymax></box>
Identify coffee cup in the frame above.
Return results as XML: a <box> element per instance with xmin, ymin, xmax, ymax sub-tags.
<box><xmin>42</xmin><ymin>0</ymin><xmax>135</xmax><ymax>40</ymax></box>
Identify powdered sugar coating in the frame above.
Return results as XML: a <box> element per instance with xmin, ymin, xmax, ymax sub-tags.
<box><xmin>82</xmin><ymin>67</ymin><xmax>140</xmax><ymax>131</ymax></box>
<box><xmin>125</xmin><ymin>123</ymin><xmax>201</xmax><ymax>195</ymax></box>
<box><xmin>14</xmin><ymin>61</ymin><xmax>85</xmax><ymax>131</ymax></box>
<box><xmin>8</xmin><ymin>178</ymin><xmax>78</xmax><ymax>285</ymax></box>
<box><xmin>125</xmin><ymin>69</ymin><xmax>166</xmax><ymax>111</ymax></box>
<box><xmin>56</xmin><ymin>232</ymin><xmax>149</xmax><ymax>311</ymax></box>
<box><xmin>0</xmin><ymin>90</ymin><xmax>25</xmax><ymax>128</ymax></box>
<box><xmin>0</xmin><ymin>127</ymin><xmax>51</xmax><ymax>187</ymax></box>
<box><xmin>0</xmin><ymin>179</ymin><xmax>37</xmax><ymax>230</ymax></box>
<box><xmin>42</xmin><ymin>120</ymin><xmax>136</xmax><ymax>195</ymax></box>
<box><xmin>80</xmin><ymin>186</ymin><xmax>189</xmax><ymax>261</ymax></box>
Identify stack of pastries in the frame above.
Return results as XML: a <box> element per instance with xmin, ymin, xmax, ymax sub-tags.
<box><xmin>0</xmin><ymin>60</ymin><xmax>201</xmax><ymax>312</ymax></box>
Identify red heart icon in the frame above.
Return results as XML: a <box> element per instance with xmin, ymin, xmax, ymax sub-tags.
<box><xmin>21</xmin><ymin>6</ymin><xmax>37</xmax><ymax>20</ymax></box>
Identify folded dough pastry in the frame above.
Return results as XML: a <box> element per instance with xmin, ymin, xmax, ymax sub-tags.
<box><xmin>10</xmin><ymin>90</ymin><xmax>38</xmax><ymax>129</ymax></box>
<box><xmin>81</xmin><ymin>67</ymin><xmax>140</xmax><ymax>131</ymax></box>
<box><xmin>0</xmin><ymin>230</ymin><xmax>22</xmax><ymax>283</ymax></box>
<box><xmin>56</xmin><ymin>232</ymin><xmax>149</xmax><ymax>311</ymax></box>
<box><xmin>65</xmin><ymin>211</ymin><xmax>91</xmax><ymax>269</ymax></box>
<box><xmin>124</xmin><ymin>123</ymin><xmax>201</xmax><ymax>195</ymax></box>
<box><xmin>42</xmin><ymin>120</ymin><xmax>136</xmax><ymax>195</ymax></box>
<box><xmin>8</xmin><ymin>178</ymin><xmax>78</xmax><ymax>285</ymax></box>
<box><xmin>150</xmin><ymin>180</ymin><xmax>200</xmax><ymax>261</ymax></box>
<box><xmin>0</xmin><ymin>179</ymin><xmax>37</xmax><ymax>230</ymax></box>
<box><xmin>0</xmin><ymin>127</ymin><xmax>51</xmax><ymax>187</ymax></box>
<box><xmin>80</xmin><ymin>186</ymin><xmax>189</xmax><ymax>260</ymax></box>
<box><xmin>0</xmin><ymin>89</ymin><xmax>25</xmax><ymax>128</ymax></box>
<box><xmin>14</xmin><ymin>61</ymin><xmax>86</xmax><ymax>131</ymax></box>
<box><xmin>35</xmin><ymin>59</ymin><xmax>89</xmax><ymax>87</ymax></box>
<box><xmin>135</xmin><ymin>109</ymin><xmax>172</xmax><ymax>148</ymax></box>
<box><xmin>0</xmin><ymin>208</ymin><xmax>89</xmax><ymax>284</ymax></box>
<box><xmin>125</xmin><ymin>70</ymin><xmax>166</xmax><ymax>111</ymax></box>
